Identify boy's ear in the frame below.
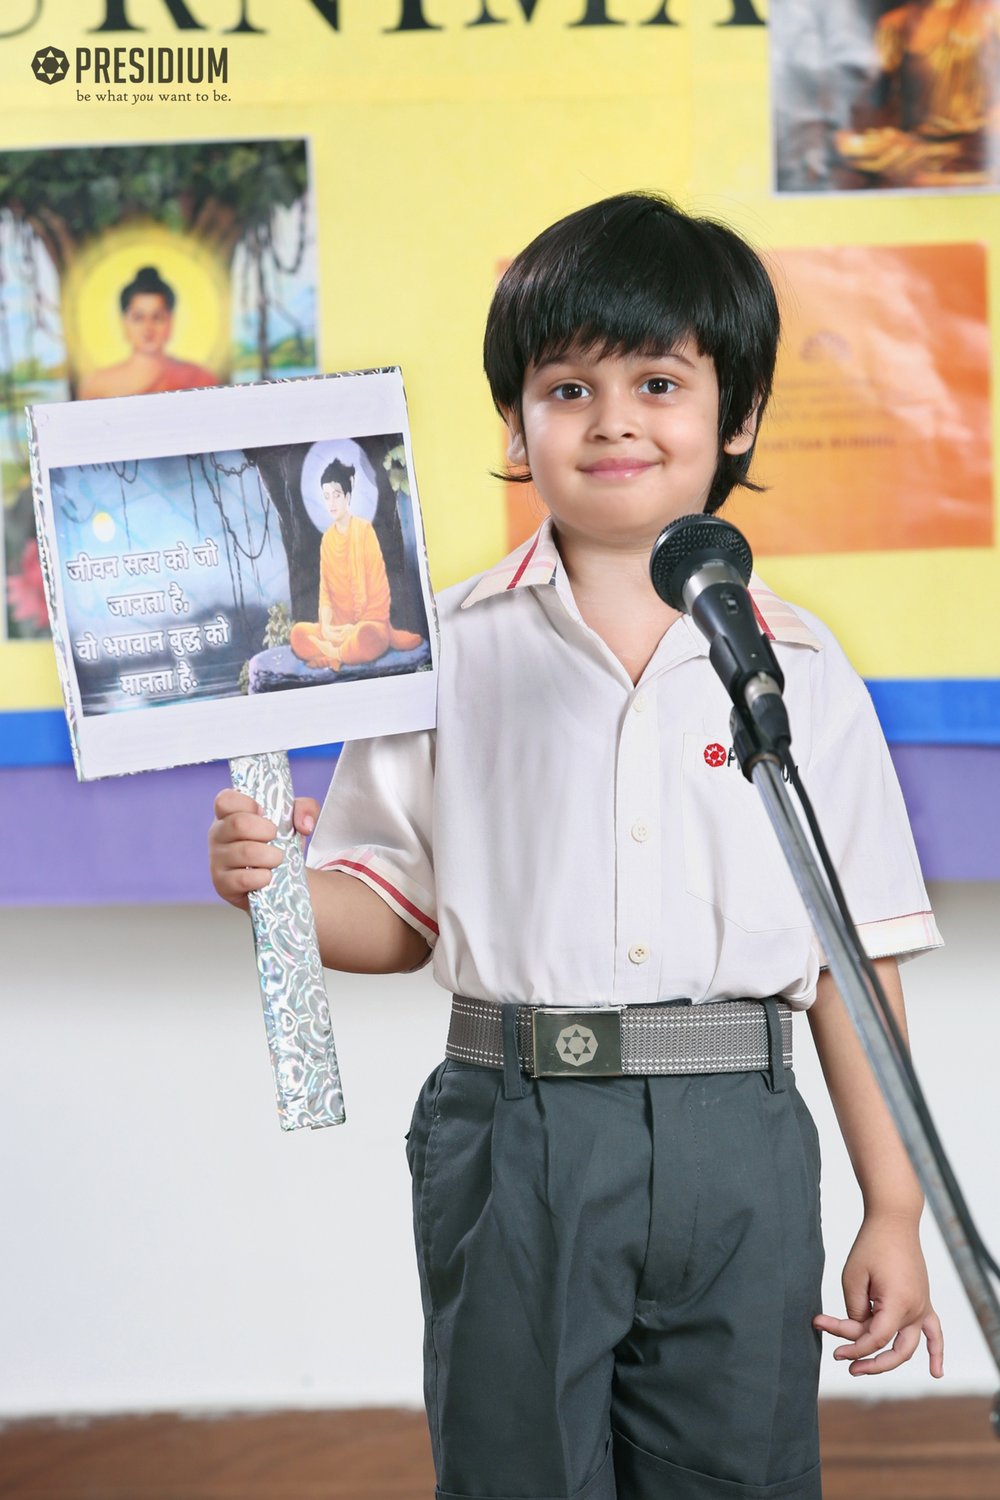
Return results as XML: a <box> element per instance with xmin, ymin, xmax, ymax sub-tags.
<box><xmin>500</xmin><ymin>408</ymin><xmax>530</xmax><ymax>465</ymax></box>
<box><xmin>503</xmin><ymin>409</ymin><xmax>528</xmax><ymax>466</ymax></box>
<box><xmin>722</xmin><ymin>404</ymin><xmax>760</xmax><ymax>457</ymax></box>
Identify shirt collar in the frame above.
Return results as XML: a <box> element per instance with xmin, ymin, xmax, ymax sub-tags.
<box><xmin>461</xmin><ymin>518</ymin><xmax>822</xmax><ymax>650</ymax></box>
<box><xmin>460</xmin><ymin>517</ymin><xmax>561</xmax><ymax>607</ymax></box>
<box><xmin>745</xmin><ymin>576</ymin><xmax>822</xmax><ymax>650</ymax></box>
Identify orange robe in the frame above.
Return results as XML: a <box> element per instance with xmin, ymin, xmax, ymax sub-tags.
<box><xmin>78</xmin><ymin>358</ymin><xmax>219</xmax><ymax>401</ymax></box>
<box><xmin>290</xmin><ymin>514</ymin><xmax>423</xmax><ymax>670</ymax></box>
<box><xmin>145</xmin><ymin>359</ymin><xmax>218</xmax><ymax>393</ymax></box>
<box><xmin>876</xmin><ymin>0</ymin><xmax>1000</xmax><ymax>137</ymax></box>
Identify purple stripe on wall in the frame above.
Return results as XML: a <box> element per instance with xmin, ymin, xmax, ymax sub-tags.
<box><xmin>0</xmin><ymin>757</ymin><xmax>338</xmax><ymax>907</ymax></box>
<box><xmin>0</xmin><ymin>746</ymin><xmax>997</xmax><ymax>906</ymax></box>
<box><xmin>888</xmin><ymin>745</ymin><xmax>999</xmax><ymax>882</ymax></box>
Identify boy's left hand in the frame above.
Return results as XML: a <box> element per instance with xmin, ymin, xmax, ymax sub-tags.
<box><xmin>813</xmin><ymin>1212</ymin><xmax>944</xmax><ymax>1377</ymax></box>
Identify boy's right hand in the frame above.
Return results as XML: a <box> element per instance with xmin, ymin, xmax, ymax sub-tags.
<box><xmin>208</xmin><ymin>789</ymin><xmax>320</xmax><ymax>911</ymax></box>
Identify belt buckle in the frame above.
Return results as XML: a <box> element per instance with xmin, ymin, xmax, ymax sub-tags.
<box><xmin>531</xmin><ymin>1007</ymin><xmax>624</xmax><ymax>1079</ymax></box>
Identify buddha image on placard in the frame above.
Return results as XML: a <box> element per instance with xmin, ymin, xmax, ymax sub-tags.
<box><xmin>288</xmin><ymin>452</ymin><xmax>424</xmax><ymax>674</ymax></box>
<box><xmin>270</xmin><ymin>435</ymin><xmax>430</xmax><ymax>692</ymax></box>
<box><xmin>50</xmin><ymin>434</ymin><xmax>429</xmax><ymax>717</ymax></box>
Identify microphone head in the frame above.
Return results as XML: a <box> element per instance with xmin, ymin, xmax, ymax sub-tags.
<box><xmin>649</xmin><ymin>514</ymin><xmax>753</xmax><ymax>610</ymax></box>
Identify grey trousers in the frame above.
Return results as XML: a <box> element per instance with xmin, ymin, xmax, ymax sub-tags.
<box><xmin>406</xmin><ymin>1044</ymin><xmax>824</xmax><ymax>1499</ymax></box>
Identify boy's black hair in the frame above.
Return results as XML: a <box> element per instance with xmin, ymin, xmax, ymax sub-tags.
<box><xmin>483</xmin><ymin>192</ymin><xmax>779</xmax><ymax>513</ymax></box>
<box><xmin>121</xmin><ymin>265</ymin><xmax>175</xmax><ymax>313</ymax></box>
<box><xmin>320</xmin><ymin>458</ymin><xmax>355</xmax><ymax>493</ymax></box>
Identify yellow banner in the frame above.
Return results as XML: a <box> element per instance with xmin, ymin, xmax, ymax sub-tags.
<box><xmin>1</xmin><ymin>0</ymin><xmax>998</xmax><ymax>716</ymax></box>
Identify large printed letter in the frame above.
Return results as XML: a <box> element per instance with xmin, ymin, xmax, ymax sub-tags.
<box><xmin>305</xmin><ymin>0</ymin><xmax>340</xmax><ymax>25</ymax></box>
<box><xmin>569</xmin><ymin>1</ymin><xmax>625</xmax><ymax>26</ymax></box>
<box><xmin>468</xmin><ymin>0</ymin><xmax>542</xmax><ymax>23</ymax></box>
<box><xmin>718</xmin><ymin>0</ymin><xmax>764</xmax><ymax>25</ymax></box>
<box><xmin>89</xmin><ymin>0</ymin><xmax>206</xmax><ymax>30</ymax></box>
<box><xmin>224</xmin><ymin>0</ymin><xmax>266</xmax><ymax>32</ymax></box>
<box><xmin>0</xmin><ymin>0</ymin><xmax>41</xmax><ymax>38</ymax></box>
<box><xmin>299</xmin><ymin>0</ymin><xmax>339</xmax><ymax>28</ymax></box>
<box><xmin>640</xmin><ymin>1</ymin><xmax>680</xmax><ymax>23</ymax></box>
<box><xmin>384</xmin><ymin>0</ymin><xmax>442</xmax><ymax>31</ymax></box>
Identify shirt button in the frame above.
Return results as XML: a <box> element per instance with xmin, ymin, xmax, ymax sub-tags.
<box><xmin>632</xmin><ymin>693</ymin><xmax>648</xmax><ymax>713</ymax></box>
<box><xmin>630</xmin><ymin>821</ymin><xmax>650</xmax><ymax>843</ymax></box>
<box><xmin>628</xmin><ymin>943</ymin><xmax>650</xmax><ymax>965</ymax></box>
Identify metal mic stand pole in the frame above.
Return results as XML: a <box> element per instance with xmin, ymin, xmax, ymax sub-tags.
<box><xmin>744</xmin><ymin>740</ymin><xmax>1000</xmax><ymax>1419</ymax></box>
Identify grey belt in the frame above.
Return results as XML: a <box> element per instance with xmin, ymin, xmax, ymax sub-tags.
<box><xmin>446</xmin><ymin>994</ymin><xmax>793</xmax><ymax>1080</ymax></box>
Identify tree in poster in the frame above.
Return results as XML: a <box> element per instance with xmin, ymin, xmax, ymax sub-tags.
<box><xmin>63</xmin><ymin>435</ymin><xmax>426</xmax><ymax>685</ymax></box>
<box><xmin>0</xmin><ymin>139</ymin><xmax>310</xmax><ymax>391</ymax></box>
<box><xmin>247</xmin><ymin>436</ymin><xmax>426</xmax><ymax>637</ymax></box>
<box><xmin>1</xmin><ymin>138</ymin><xmax>313</xmax><ymax>639</ymax></box>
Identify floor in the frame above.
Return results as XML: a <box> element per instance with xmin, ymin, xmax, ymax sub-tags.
<box><xmin>0</xmin><ymin>1400</ymin><xmax>998</xmax><ymax>1499</ymax></box>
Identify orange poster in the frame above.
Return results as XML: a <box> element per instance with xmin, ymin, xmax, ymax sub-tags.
<box><xmin>726</xmin><ymin>243</ymin><xmax>993</xmax><ymax>557</ymax></box>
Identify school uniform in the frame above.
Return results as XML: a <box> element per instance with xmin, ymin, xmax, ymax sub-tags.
<box><xmin>307</xmin><ymin>518</ymin><xmax>940</xmax><ymax>1500</ymax></box>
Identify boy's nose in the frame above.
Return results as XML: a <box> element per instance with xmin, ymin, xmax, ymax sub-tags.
<box><xmin>588</xmin><ymin>395</ymin><xmax>639</xmax><ymax>440</ymax></box>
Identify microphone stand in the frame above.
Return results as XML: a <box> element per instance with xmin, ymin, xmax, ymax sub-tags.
<box><xmin>732</xmin><ymin>706</ymin><xmax>1000</xmax><ymax>1432</ymax></box>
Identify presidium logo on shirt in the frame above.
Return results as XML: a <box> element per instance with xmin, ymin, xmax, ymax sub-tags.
<box><xmin>703</xmin><ymin>741</ymin><xmax>795</xmax><ymax>780</ymax></box>
<box><xmin>704</xmin><ymin>742</ymin><xmax>738</xmax><ymax>769</ymax></box>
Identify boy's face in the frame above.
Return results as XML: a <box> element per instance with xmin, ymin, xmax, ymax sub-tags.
<box><xmin>507</xmin><ymin>343</ymin><xmax>754</xmax><ymax>551</ymax></box>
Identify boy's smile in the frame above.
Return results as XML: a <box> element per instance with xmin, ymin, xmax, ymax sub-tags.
<box><xmin>509</xmin><ymin>344</ymin><xmax>754</xmax><ymax>551</ymax></box>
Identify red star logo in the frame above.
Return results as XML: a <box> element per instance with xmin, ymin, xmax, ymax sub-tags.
<box><xmin>704</xmin><ymin>742</ymin><xmax>727</xmax><ymax>767</ymax></box>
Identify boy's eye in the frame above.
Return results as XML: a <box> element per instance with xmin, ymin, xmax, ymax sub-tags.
<box><xmin>551</xmin><ymin>381</ymin><xmax>590</xmax><ymax>401</ymax></box>
<box><xmin>640</xmin><ymin>376</ymin><xmax>677</xmax><ymax>395</ymax></box>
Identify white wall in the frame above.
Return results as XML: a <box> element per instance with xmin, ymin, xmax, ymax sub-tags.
<box><xmin>1</xmin><ymin>882</ymin><xmax>997</xmax><ymax>1417</ymax></box>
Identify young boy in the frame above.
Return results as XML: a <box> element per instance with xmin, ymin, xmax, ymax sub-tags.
<box><xmin>210</xmin><ymin>193</ymin><xmax>944</xmax><ymax>1500</ymax></box>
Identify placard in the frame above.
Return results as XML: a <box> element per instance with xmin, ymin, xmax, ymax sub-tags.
<box><xmin>30</xmin><ymin>369</ymin><xmax>437</xmax><ymax>779</ymax></box>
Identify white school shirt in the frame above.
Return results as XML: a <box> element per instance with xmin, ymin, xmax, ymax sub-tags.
<box><xmin>306</xmin><ymin>518</ymin><xmax>941</xmax><ymax>1011</ymax></box>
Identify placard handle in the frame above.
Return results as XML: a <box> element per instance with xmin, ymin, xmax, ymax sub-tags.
<box><xmin>229</xmin><ymin>749</ymin><xmax>345</xmax><ymax>1131</ymax></box>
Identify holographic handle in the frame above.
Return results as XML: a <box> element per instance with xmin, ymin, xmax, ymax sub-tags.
<box><xmin>229</xmin><ymin>750</ymin><xmax>345</xmax><ymax>1131</ymax></box>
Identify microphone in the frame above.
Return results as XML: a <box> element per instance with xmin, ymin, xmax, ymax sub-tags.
<box><xmin>649</xmin><ymin>514</ymin><xmax>791</xmax><ymax>751</ymax></box>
